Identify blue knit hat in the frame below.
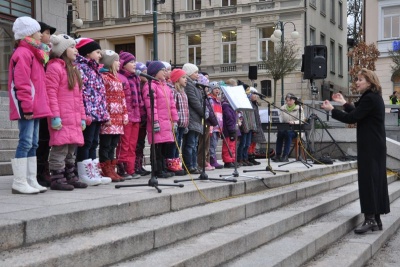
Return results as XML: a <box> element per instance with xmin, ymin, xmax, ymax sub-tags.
<box><xmin>146</xmin><ymin>61</ymin><xmax>165</xmax><ymax>77</ymax></box>
<box><xmin>136</xmin><ymin>62</ymin><xmax>147</xmax><ymax>72</ymax></box>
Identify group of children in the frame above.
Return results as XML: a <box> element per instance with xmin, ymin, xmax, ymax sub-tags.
<box><xmin>8</xmin><ymin>16</ymin><xmax>265</xmax><ymax>195</ymax></box>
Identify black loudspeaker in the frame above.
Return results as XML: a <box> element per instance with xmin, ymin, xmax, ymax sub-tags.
<box><xmin>260</xmin><ymin>80</ymin><xmax>272</xmax><ymax>97</ymax></box>
<box><xmin>303</xmin><ymin>45</ymin><xmax>327</xmax><ymax>80</ymax></box>
<box><xmin>248</xmin><ymin>66</ymin><xmax>258</xmax><ymax>80</ymax></box>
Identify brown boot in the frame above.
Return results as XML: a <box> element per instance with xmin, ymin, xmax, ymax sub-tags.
<box><xmin>101</xmin><ymin>160</ymin><xmax>120</xmax><ymax>182</ymax></box>
<box><xmin>65</xmin><ymin>164</ymin><xmax>88</xmax><ymax>188</ymax></box>
<box><xmin>111</xmin><ymin>159</ymin><xmax>124</xmax><ymax>181</ymax></box>
<box><xmin>50</xmin><ymin>170</ymin><xmax>74</xmax><ymax>191</ymax></box>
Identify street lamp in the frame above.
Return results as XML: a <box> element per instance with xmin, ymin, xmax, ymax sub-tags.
<box><xmin>67</xmin><ymin>6</ymin><xmax>83</xmax><ymax>37</ymax></box>
<box><xmin>152</xmin><ymin>0</ymin><xmax>165</xmax><ymax>60</ymax></box>
<box><xmin>272</xmin><ymin>21</ymin><xmax>299</xmax><ymax>105</ymax></box>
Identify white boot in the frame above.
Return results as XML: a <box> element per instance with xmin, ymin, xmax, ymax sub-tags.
<box><xmin>27</xmin><ymin>157</ymin><xmax>47</xmax><ymax>193</ymax></box>
<box><xmin>92</xmin><ymin>158</ymin><xmax>112</xmax><ymax>185</ymax></box>
<box><xmin>11</xmin><ymin>158</ymin><xmax>40</xmax><ymax>194</ymax></box>
<box><xmin>77</xmin><ymin>159</ymin><xmax>102</xmax><ymax>186</ymax></box>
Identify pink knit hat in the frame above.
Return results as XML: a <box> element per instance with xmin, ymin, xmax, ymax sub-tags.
<box><xmin>170</xmin><ymin>69</ymin><xmax>186</xmax><ymax>83</ymax></box>
<box><xmin>75</xmin><ymin>38</ymin><xmax>101</xmax><ymax>56</ymax></box>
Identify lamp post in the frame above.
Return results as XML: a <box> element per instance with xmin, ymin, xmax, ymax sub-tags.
<box><xmin>67</xmin><ymin>6</ymin><xmax>83</xmax><ymax>38</ymax></box>
<box><xmin>271</xmin><ymin>21</ymin><xmax>299</xmax><ymax>105</ymax></box>
<box><xmin>152</xmin><ymin>0</ymin><xmax>165</xmax><ymax>60</ymax></box>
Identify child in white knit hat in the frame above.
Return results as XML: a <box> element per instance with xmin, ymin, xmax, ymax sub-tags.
<box><xmin>45</xmin><ymin>34</ymin><xmax>88</xmax><ymax>191</ymax></box>
<box><xmin>8</xmin><ymin>16</ymin><xmax>52</xmax><ymax>195</ymax></box>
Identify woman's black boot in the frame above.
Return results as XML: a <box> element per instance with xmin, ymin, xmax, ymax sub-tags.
<box><xmin>375</xmin><ymin>214</ymin><xmax>383</xmax><ymax>230</ymax></box>
<box><xmin>354</xmin><ymin>214</ymin><xmax>379</xmax><ymax>234</ymax></box>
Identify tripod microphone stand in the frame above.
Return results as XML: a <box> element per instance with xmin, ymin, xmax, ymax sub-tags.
<box><xmin>278</xmin><ymin>99</ymin><xmax>312</xmax><ymax>168</ymax></box>
<box><xmin>244</xmin><ymin>97</ymin><xmax>289</xmax><ymax>174</ymax></box>
<box><xmin>174</xmin><ymin>83</ymin><xmax>237</xmax><ymax>183</ymax></box>
<box><xmin>116</xmin><ymin>78</ymin><xmax>184</xmax><ymax>193</ymax></box>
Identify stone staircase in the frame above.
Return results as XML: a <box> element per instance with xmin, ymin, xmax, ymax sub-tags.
<box><xmin>1</xmin><ymin>161</ymin><xmax>400</xmax><ymax>266</ymax></box>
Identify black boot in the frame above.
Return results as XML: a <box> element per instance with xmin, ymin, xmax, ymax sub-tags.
<box><xmin>375</xmin><ymin>214</ymin><xmax>383</xmax><ymax>230</ymax></box>
<box><xmin>65</xmin><ymin>164</ymin><xmax>88</xmax><ymax>188</ymax></box>
<box><xmin>248</xmin><ymin>154</ymin><xmax>261</xmax><ymax>165</ymax></box>
<box><xmin>272</xmin><ymin>155</ymin><xmax>281</xmax><ymax>162</ymax></box>
<box><xmin>50</xmin><ymin>170</ymin><xmax>74</xmax><ymax>191</ymax></box>
<box><xmin>354</xmin><ymin>214</ymin><xmax>379</xmax><ymax>234</ymax></box>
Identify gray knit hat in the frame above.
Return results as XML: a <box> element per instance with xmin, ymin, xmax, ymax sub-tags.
<box><xmin>50</xmin><ymin>34</ymin><xmax>76</xmax><ymax>57</ymax></box>
<box><xmin>100</xmin><ymin>50</ymin><xmax>119</xmax><ymax>69</ymax></box>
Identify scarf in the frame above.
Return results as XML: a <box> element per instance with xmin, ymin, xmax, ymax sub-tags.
<box><xmin>286</xmin><ymin>104</ymin><xmax>296</xmax><ymax>112</ymax></box>
<box><xmin>20</xmin><ymin>36</ymin><xmax>50</xmax><ymax>65</ymax></box>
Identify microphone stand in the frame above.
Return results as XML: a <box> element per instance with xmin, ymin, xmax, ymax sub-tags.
<box><xmin>116</xmin><ymin>78</ymin><xmax>184</xmax><ymax>193</ymax></box>
<box><xmin>174</xmin><ymin>83</ymin><xmax>237</xmax><ymax>183</ymax></box>
<box><xmin>278</xmin><ymin>100</ymin><xmax>313</xmax><ymax>168</ymax></box>
<box><xmin>243</xmin><ymin>97</ymin><xmax>289</xmax><ymax>174</ymax></box>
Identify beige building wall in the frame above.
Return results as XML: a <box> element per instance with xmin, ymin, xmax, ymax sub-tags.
<box><xmin>364</xmin><ymin>0</ymin><xmax>399</xmax><ymax>103</ymax></box>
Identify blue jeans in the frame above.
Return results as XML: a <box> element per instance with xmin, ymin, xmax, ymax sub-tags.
<box><xmin>182</xmin><ymin>130</ymin><xmax>200</xmax><ymax>169</ymax></box>
<box><xmin>167</xmin><ymin>127</ymin><xmax>185</xmax><ymax>159</ymax></box>
<box><xmin>15</xmin><ymin>119</ymin><xmax>40</xmax><ymax>158</ymax></box>
<box><xmin>276</xmin><ymin>130</ymin><xmax>297</xmax><ymax>156</ymax></box>
<box><xmin>209</xmin><ymin>132</ymin><xmax>219</xmax><ymax>159</ymax></box>
<box><xmin>76</xmin><ymin>121</ymin><xmax>101</xmax><ymax>162</ymax></box>
<box><xmin>237</xmin><ymin>131</ymin><xmax>252</xmax><ymax>161</ymax></box>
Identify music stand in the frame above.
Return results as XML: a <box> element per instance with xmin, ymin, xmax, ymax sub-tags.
<box><xmin>244</xmin><ymin>97</ymin><xmax>289</xmax><ymax>174</ymax></box>
<box><xmin>278</xmin><ymin>100</ymin><xmax>313</xmax><ymax>168</ymax></box>
<box><xmin>115</xmin><ymin>77</ymin><xmax>184</xmax><ymax>193</ymax></box>
<box><xmin>174</xmin><ymin>82</ymin><xmax>237</xmax><ymax>183</ymax></box>
<box><xmin>219</xmin><ymin>86</ymin><xmax>263</xmax><ymax>180</ymax></box>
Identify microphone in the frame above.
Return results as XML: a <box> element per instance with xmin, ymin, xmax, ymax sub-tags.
<box><xmin>135</xmin><ymin>70</ymin><xmax>158</xmax><ymax>81</ymax></box>
<box><xmin>252</xmin><ymin>92</ymin><xmax>267</xmax><ymax>98</ymax></box>
<box><xmin>193</xmin><ymin>81</ymin><xmax>209</xmax><ymax>88</ymax></box>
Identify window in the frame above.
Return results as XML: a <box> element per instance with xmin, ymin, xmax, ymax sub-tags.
<box><xmin>321</xmin><ymin>0</ymin><xmax>326</xmax><ymax>15</ymax></box>
<box><xmin>89</xmin><ymin>0</ymin><xmax>103</xmax><ymax>21</ymax></box>
<box><xmin>383</xmin><ymin>5</ymin><xmax>400</xmax><ymax>39</ymax></box>
<box><xmin>320</xmin><ymin>32</ymin><xmax>326</xmax><ymax>45</ymax></box>
<box><xmin>221</xmin><ymin>30</ymin><xmax>237</xmax><ymax>64</ymax></box>
<box><xmin>310</xmin><ymin>27</ymin><xmax>316</xmax><ymax>45</ymax></box>
<box><xmin>0</xmin><ymin>0</ymin><xmax>34</xmax><ymax>17</ymax></box>
<box><xmin>222</xmin><ymin>0</ymin><xmax>237</xmax><ymax>6</ymax></box>
<box><xmin>117</xmin><ymin>0</ymin><xmax>130</xmax><ymax>18</ymax></box>
<box><xmin>145</xmin><ymin>0</ymin><xmax>153</xmax><ymax>13</ymax></box>
<box><xmin>330</xmin><ymin>40</ymin><xmax>335</xmax><ymax>73</ymax></box>
<box><xmin>330</xmin><ymin>0</ymin><xmax>335</xmax><ymax>23</ymax></box>
<box><xmin>187</xmin><ymin>0</ymin><xmax>201</xmax><ymax>10</ymax></box>
<box><xmin>338</xmin><ymin>1</ymin><xmax>343</xmax><ymax>28</ymax></box>
<box><xmin>258</xmin><ymin>27</ymin><xmax>274</xmax><ymax>61</ymax></box>
<box><xmin>188</xmin><ymin>34</ymin><xmax>202</xmax><ymax>65</ymax></box>
<box><xmin>338</xmin><ymin>45</ymin><xmax>343</xmax><ymax>76</ymax></box>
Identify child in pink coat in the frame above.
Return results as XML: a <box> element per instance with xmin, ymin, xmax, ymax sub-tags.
<box><xmin>8</xmin><ymin>17</ymin><xmax>52</xmax><ymax>194</ymax></box>
<box><xmin>46</xmin><ymin>34</ymin><xmax>87</xmax><ymax>191</ymax></box>
<box><xmin>142</xmin><ymin>61</ymin><xmax>179</xmax><ymax>178</ymax></box>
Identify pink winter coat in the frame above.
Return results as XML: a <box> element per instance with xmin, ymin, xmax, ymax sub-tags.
<box><xmin>142</xmin><ymin>80</ymin><xmax>178</xmax><ymax>144</ymax></box>
<box><xmin>45</xmin><ymin>58</ymin><xmax>85</xmax><ymax>146</ymax></box>
<box><xmin>8</xmin><ymin>43</ymin><xmax>52</xmax><ymax>120</ymax></box>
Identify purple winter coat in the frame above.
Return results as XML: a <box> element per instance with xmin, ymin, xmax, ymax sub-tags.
<box><xmin>118</xmin><ymin>69</ymin><xmax>144</xmax><ymax>123</ymax></box>
<box><xmin>45</xmin><ymin>58</ymin><xmax>85</xmax><ymax>146</ymax></box>
<box><xmin>142</xmin><ymin>80</ymin><xmax>178</xmax><ymax>144</ymax></box>
<box><xmin>222</xmin><ymin>101</ymin><xmax>241</xmax><ymax>138</ymax></box>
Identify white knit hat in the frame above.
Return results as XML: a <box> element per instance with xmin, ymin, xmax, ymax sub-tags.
<box><xmin>162</xmin><ymin>61</ymin><xmax>171</xmax><ymax>70</ymax></box>
<box><xmin>50</xmin><ymin>34</ymin><xmax>76</xmax><ymax>57</ymax></box>
<box><xmin>100</xmin><ymin>50</ymin><xmax>119</xmax><ymax>69</ymax></box>
<box><xmin>182</xmin><ymin>63</ymin><xmax>199</xmax><ymax>76</ymax></box>
<box><xmin>13</xmin><ymin>16</ymin><xmax>41</xmax><ymax>40</ymax></box>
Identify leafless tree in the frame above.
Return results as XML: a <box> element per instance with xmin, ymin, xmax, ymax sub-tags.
<box><xmin>263</xmin><ymin>41</ymin><xmax>300</xmax><ymax>104</ymax></box>
<box><xmin>347</xmin><ymin>0</ymin><xmax>363</xmax><ymax>43</ymax></box>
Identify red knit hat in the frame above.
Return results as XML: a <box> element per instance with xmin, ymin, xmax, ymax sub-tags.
<box><xmin>170</xmin><ymin>69</ymin><xmax>186</xmax><ymax>83</ymax></box>
<box><xmin>75</xmin><ymin>38</ymin><xmax>101</xmax><ymax>56</ymax></box>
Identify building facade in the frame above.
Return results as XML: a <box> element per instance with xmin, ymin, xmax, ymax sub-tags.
<box><xmin>364</xmin><ymin>0</ymin><xmax>400</xmax><ymax>103</ymax></box>
<box><xmin>73</xmin><ymin>0</ymin><xmax>348</xmax><ymax>104</ymax></box>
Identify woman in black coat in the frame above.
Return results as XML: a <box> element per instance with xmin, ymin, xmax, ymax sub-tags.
<box><xmin>321</xmin><ymin>68</ymin><xmax>390</xmax><ymax>234</ymax></box>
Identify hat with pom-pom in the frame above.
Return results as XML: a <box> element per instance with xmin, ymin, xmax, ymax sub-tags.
<box><xmin>50</xmin><ymin>34</ymin><xmax>76</xmax><ymax>57</ymax></box>
<box><xmin>170</xmin><ymin>69</ymin><xmax>186</xmax><ymax>83</ymax></box>
<box><xmin>13</xmin><ymin>16</ymin><xmax>41</xmax><ymax>40</ymax></box>
<box><xmin>75</xmin><ymin>38</ymin><xmax>101</xmax><ymax>56</ymax></box>
<box><xmin>100</xmin><ymin>50</ymin><xmax>119</xmax><ymax>69</ymax></box>
<box><xmin>147</xmin><ymin>61</ymin><xmax>165</xmax><ymax>77</ymax></box>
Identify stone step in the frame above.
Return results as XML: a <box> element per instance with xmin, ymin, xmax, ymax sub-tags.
<box><xmin>111</xmin><ymin>177</ymin><xmax>400</xmax><ymax>267</ymax></box>
<box><xmin>0</xmin><ymin>162</ymin><xmax>355</xmax><ymax>254</ymax></box>
<box><xmin>0</xmin><ymin>129</ymin><xmax>19</xmax><ymax>139</ymax></box>
<box><xmin>223</xmin><ymin>182</ymin><xmax>400</xmax><ymax>267</ymax></box>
